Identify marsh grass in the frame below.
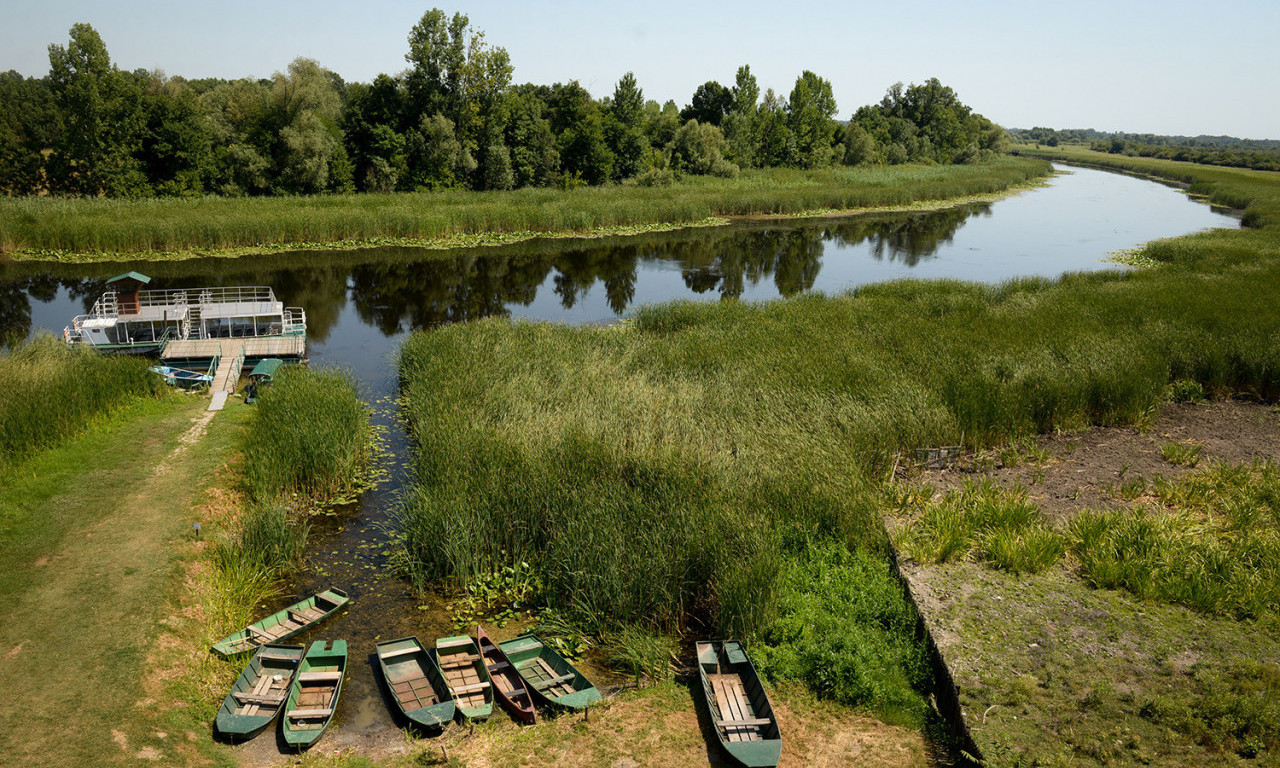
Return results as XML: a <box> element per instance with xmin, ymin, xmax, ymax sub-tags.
<box><xmin>0</xmin><ymin>335</ymin><xmax>158</xmax><ymax>468</ymax></box>
<box><xmin>896</xmin><ymin>480</ymin><xmax>1065</xmax><ymax>574</ymax></box>
<box><xmin>754</xmin><ymin>540</ymin><xmax>933</xmax><ymax>726</ymax></box>
<box><xmin>1160</xmin><ymin>439</ymin><xmax>1204</xmax><ymax>467</ymax></box>
<box><xmin>599</xmin><ymin>628</ymin><xmax>675</xmax><ymax>686</ymax></box>
<box><xmin>0</xmin><ymin>158</ymin><xmax>1049</xmax><ymax>260</ymax></box>
<box><xmin>241</xmin><ymin>366</ymin><xmax>371</xmax><ymax>506</ymax></box>
<box><xmin>1071</xmin><ymin>461</ymin><xmax>1280</xmax><ymax>619</ymax></box>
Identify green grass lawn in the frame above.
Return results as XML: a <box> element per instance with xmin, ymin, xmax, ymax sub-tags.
<box><xmin>0</xmin><ymin>395</ymin><xmax>246</xmax><ymax>767</ymax></box>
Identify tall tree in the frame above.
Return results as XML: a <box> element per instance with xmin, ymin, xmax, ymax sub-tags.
<box><xmin>46</xmin><ymin>23</ymin><xmax>147</xmax><ymax>195</ymax></box>
<box><xmin>786</xmin><ymin>70</ymin><xmax>838</xmax><ymax>168</ymax></box>
<box><xmin>0</xmin><ymin>72</ymin><xmax>60</xmax><ymax>194</ymax></box>
<box><xmin>723</xmin><ymin>65</ymin><xmax>761</xmax><ymax>168</ymax></box>
<box><xmin>607</xmin><ymin>72</ymin><xmax>648</xmax><ymax>179</ymax></box>
<box><xmin>269</xmin><ymin>58</ymin><xmax>350</xmax><ymax>194</ymax></box>
<box><xmin>681</xmin><ymin>81</ymin><xmax>733</xmax><ymax>126</ymax></box>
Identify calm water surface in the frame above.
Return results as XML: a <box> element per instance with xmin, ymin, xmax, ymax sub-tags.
<box><xmin>0</xmin><ymin>163</ymin><xmax>1239</xmax><ymax>737</ymax></box>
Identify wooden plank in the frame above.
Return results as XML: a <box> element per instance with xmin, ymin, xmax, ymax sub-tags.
<box><xmin>440</xmin><ymin>652</ymin><xmax>480</xmax><ymax>663</ymax></box>
<box><xmin>257</xmin><ymin>651</ymin><xmax>300</xmax><ymax>661</ymax></box>
<box><xmin>437</xmin><ymin>637</ymin><xmax>475</xmax><ymax>649</ymax></box>
<box><xmin>233</xmin><ymin>691</ymin><xmax>286</xmax><ymax>705</ymax></box>
<box><xmin>716</xmin><ymin>717</ymin><xmax>772</xmax><ymax>727</ymax></box>
<box><xmin>532</xmin><ymin>673</ymin><xmax>575</xmax><ymax>690</ymax></box>
<box><xmin>299</xmin><ymin>671</ymin><xmax>342</xmax><ymax>682</ymax></box>
<box><xmin>451</xmin><ymin>681</ymin><xmax>491</xmax><ymax>694</ymax></box>
<box><xmin>380</xmin><ymin>646</ymin><xmax>421</xmax><ymax>661</ymax></box>
<box><xmin>287</xmin><ymin>708</ymin><xmax>332</xmax><ymax>719</ymax></box>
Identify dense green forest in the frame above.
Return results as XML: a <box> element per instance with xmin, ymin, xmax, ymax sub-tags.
<box><xmin>1011</xmin><ymin>126</ymin><xmax>1280</xmax><ymax>171</ymax></box>
<box><xmin>0</xmin><ymin>11</ymin><xmax>1007</xmax><ymax>198</ymax></box>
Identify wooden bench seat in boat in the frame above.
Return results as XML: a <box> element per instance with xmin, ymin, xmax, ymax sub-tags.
<box><xmin>286</xmin><ymin>708</ymin><xmax>332</xmax><ymax>719</ymax></box>
<box><xmin>298</xmin><ymin>671</ymin><xmax>342</xmax><ymax>683</ymax></box>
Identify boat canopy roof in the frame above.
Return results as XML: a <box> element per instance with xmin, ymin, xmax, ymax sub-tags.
<box><xmin>249</xmin><ymin>358</ymin><xmax>284</xmax><ymax>379</ymax></box>
<box><xmin>107</xmin><ymin>272</ymin><xmax>152</xmax><ymax>287</ymax></box>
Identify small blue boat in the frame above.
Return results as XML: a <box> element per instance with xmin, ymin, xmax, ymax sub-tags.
<box><xmin>149</xmin><ymin>365</ymin><xmax>213</xmax><ymax>389</ymax></box>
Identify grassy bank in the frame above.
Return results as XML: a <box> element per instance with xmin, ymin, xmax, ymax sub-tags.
<box><xmin>0</xmin><ymin>395</ymin><xmax>242</xmax><ymax>767</ymax></box>
<box><xmin>0</xmin><ymin>158</ymin><xmax>1049</xmax><ymax>261</ymax></box>
<box><xmin>0</xmin><ymin>335</ymin><xmax>159</xmax><ymax>469</ymax></box>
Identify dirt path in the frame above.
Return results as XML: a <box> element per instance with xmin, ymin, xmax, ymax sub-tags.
<box><xmin>0</xmin><ymin>397</ymin><xmax>236</xmax><ymax>767</ymax></box>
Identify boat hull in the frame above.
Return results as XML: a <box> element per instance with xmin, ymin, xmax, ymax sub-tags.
<box><xmin>436</xmin><ymin>635</ymin><xmax>494</xmax><ymax>721</ymax></box>
<box><xmin>375</xmin><ymin>636</ymin><xmax>455</xmax><ymax>731</ymax></box>
<box><xmin>696</xmin><ymin>640</ymin><xmax>782</xmax><ymax>768</ymax></box>
<box><xmin>281</xmin><ymin>640</ymin><xmax>347</xmax><ymax>749</ymax></box>
<box><xmin>214</xmin><ymin>643</ymin><xmax>304</xmax><ymax>740</ymax></box>
<box><xmin>498</xmin><ymin>633</ymin><xmax>601</xmax><ymax>711</ymax></box>
<box><xmin>477</xmin><ymin>625</ymin><xmax>536</xmax><ymax>724</ymax></box>
<box><xmin>211</xmin><ymin>588</ymin><xmax>349</xmax><ymax>657</ymax></box>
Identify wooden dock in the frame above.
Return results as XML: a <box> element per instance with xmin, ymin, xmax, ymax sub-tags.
<box><xmin>162</xmin><ymin>336</ymin><xmax>305</xmax><ymax>362</ymax></box>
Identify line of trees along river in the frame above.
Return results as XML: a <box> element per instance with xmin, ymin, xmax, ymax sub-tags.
<box><xmin>0</xmin><ymin>10</ymin><xmax>1008</xmax><ymax>198</ymax></box>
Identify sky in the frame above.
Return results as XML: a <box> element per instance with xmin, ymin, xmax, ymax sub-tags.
<box><xmin>4</xmin><ymin>0</ymin><xmax>1278</xmax><ymax>140</ymax></box>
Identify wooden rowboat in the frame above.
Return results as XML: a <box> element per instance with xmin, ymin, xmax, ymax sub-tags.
<box><xmin>436</xmin><ymin>635</ymin><xmax>494</xmax><ymax>721</ymax></box>
<box><xmin>281</xmin><ymin>640</ymin><xmax>347</xmax><ymax>749</ymax></box>
<box><xmin>499</xmin><ymin>633</ymin><xmax>601</xmax><ymax>711</ymax></box>
<box><xmin>696</xmin><ymin>640</ymin><xmax>782</xmax><ymax>768</ymax></box>
<box><xmin>476</xmin><ymin>625</ymin><xmax>536</xmax><ymax>724</ymax></box>
<box><xmin>375</xmin><ymin>636</ymin><xmax>456</xmax><ymax>731</ymax></box>
<box><xmin>211</xmin><ymin>588</ymin><xmax>349</xmax><ymax>657</ymax></box>
<box><xmin>214</xmin><ymin>643</ymin><xmax>304</xmax><ymax>741</ymax></box>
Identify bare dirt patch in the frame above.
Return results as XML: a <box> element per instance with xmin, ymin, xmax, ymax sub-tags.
<box><xmin>910</xmin><ymin>399</ymin><xmax>1280</xmax><ymax>518</ymax></box>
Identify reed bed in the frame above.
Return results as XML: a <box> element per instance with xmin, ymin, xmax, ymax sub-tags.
<box><xmin>0</xmin><ymin>335</ymin><xmax>158</xmax><ymax>468</ymax></box>
<box><xmin>396</xmin><ymin>149</ymin><xmax>1280</xmax><ymax>721</ymax></box>
<box><xmin>240</xmin><ymin>366</ymin><xmax>371</xmax><ymax>506</ymax></box>
<box><xmin>0</xmin><ymin>158</ymin><xmax>1048</xmax><ymax>259</ymax></box>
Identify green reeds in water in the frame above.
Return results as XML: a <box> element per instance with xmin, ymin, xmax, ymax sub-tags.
<box><xmin>0</xmin><ymin>335</ymin><xmax>158</xmax><ymax>469</ymax></box>
<box><xmin>0</xmin><ymin>158</ymin><xmax>1049</xmax><ymax>259</ymax></box>
<box><xmin>240</xmin><ymin>366</ymin><xmax>370</xmax><ymax>506</ymax></box>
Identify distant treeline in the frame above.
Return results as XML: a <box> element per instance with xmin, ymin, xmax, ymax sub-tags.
<box><xmin>1011</xmin><ymin>127</ymin><xmax>1280</xmax><ymax>172</ymax></box>
<box><xmin>0</xmin><ymin>11</ymin><xmax>1007</xmax><ymax>198</ymax></box>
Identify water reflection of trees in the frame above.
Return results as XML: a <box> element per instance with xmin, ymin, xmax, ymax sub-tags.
<box><xmin>2</xmin><ymin>203</ymin><xmax>984</xmax><ymax>345</ymax></box>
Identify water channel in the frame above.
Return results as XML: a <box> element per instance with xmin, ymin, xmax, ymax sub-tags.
<box><xmin>1</xmin><ymin>163</ymin><xmax>1240</xmax><ymax>744</ymax></box>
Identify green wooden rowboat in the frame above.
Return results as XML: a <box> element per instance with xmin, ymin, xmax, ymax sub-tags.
<box><xmin>696</xmin><ymin>640</ymin><xmax>782</xmax><ymax>768</ymax></box>
<box><xmin>282</xmin><ymin>640</ymin><xmax>347</xmax><ymax>749</ymax></box>
<box><xmin>436</xmin><ymin>635</ymin><xmax>494</xmax><ymax>721</ymax></box>
<box><xmin>498</xmin><ymin>633</ymin><xmax>601</xmax><ymax>711</ymax></box>
<box><xmin>214</xmin><ymin>643</ymin><xmax>305</xmax><ymax>740</ymax></box>
<box><xmin>211</xmin><ymin>588</ymin><xmax>349</xmax><ymax>657</ymax></box>
<box><xmin>376</xmin><ymin>636</ymin><xmax>456</xmax><ymax>731</ymax></box>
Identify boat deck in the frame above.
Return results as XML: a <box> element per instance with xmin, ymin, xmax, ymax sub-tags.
<box><xmin>708</xmin><ymin>673</ymin><xmax>767</xmax><ymax>742</ymax></box>
<box><xmin>161</xmin><ymin>336</ymin><xmax>305</xmax><ymax>361</ymax></box>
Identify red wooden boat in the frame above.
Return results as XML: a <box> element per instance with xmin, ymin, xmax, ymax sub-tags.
<box><xmin>476</xmin><ymin>625</ymin><xmax>536</xmax><ymax>724</ymax></box>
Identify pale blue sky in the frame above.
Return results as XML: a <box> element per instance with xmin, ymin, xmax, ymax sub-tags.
<box><xmin>5</xmin><ymin>0</ymin><xmax>1277</xmax><ymax>139</ymax></box>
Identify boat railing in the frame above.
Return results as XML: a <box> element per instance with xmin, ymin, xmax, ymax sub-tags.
<box><xmin>133</xmin><ymin>285</ymin><xmax>278</xmax><ymax>310</ymax></box>
<box><xmin>283</xmin><ymin>307</ymin><xmax>308</xmax><ymax>335</ymax></box>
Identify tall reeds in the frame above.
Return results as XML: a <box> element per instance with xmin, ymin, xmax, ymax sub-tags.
<box><xmin>0</xmin><ymin>158</ymin><xmax>1048</xmax><ymax>259</ymax></box>
<box><xmin>0</xmin><ymin>335</ymin><xmax>158</xmax><ymax>469</ymax></box>
<box><xmin>240</xmin><ymin>366</ymin><xmax>370</xmax><ymax>506</ymax></box>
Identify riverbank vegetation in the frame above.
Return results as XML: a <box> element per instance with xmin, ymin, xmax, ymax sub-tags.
<box><xmin>0</xmin><ymin>157</ymin><xmax>1049</xmax><ymax>261</ymax></box>
<box><xmin>396</xmin><ymin>149</ymin><xmax>1280</xmax><ymax>735</ymax></box>
<box><xmin>1011</xmin><ymin>127</ymin><xmax>1280</xmax><ymax>172</ymax></box>
<box><xmin>0</xmin><ymin>335</ymin><xmax>158</xmax><ymax>469</ymax></box>
<box><xmin>240</xmin><ymin>365</ymin><xmax>372</xmax><ymax>507</ymax></box>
